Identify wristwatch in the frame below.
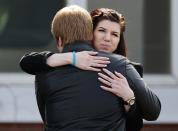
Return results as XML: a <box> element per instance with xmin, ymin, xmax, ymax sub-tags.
<box><xmin>124</xmin><ymin>96</ymin><xmax>135</xmax><ymax>106</ymax></box>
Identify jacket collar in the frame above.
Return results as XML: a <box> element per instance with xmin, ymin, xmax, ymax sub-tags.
<box><xmin>62</xmin><ymin>41</ymin><xmax>95</xmax><ymax>53</ymax></box>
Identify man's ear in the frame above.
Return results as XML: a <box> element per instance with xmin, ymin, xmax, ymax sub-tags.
<box><xmin>57</xmin><ymin>36</ymin><xmax>63</xmax><ymax>52</ymax></box>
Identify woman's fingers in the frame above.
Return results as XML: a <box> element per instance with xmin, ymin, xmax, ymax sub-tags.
<box><xmin>98</xmin><ymin>69</ymin><xmax>133</xmax><ymax>99</ymax></box>
<box><xmin>87</xmin><ymin>51</ymin><xmax>98</xmax><ymax>55</ymax></box>
<box><xmin>114</xmin><ymin>71</ymin><xmax>125</xmax><ymax>79</ymax></box>
<box><xmin>86</xmin><ymin>51</ymin><xmax>109</xmax><ymax>59</ymax></box>
<box><xmin>76</xmin><ymin>51</ymin><xmax>110</xmax><ymax>71</ymax></box>
<box><xmin>98</xmin><ymin>72</ymin><xmax>113</xmax><ymax>83</ymax></box>
<box><xmin>100</xmin><ymin>85</ymin><xmax>113</xmax><ymax>92</ymax></box>
<box><xmin>90</xmin><ymin>63</ymin><xmax>108</xmax><ymax>68</ymax></box>
<box><xmin>93</xmin><ymin>56</ymin><xmax>110</xmax><ymax>61</ymax></box>
<box><xmin>102</xmin><ymin>68</ymin><xmax>117</xmax><ymax>79</ymax></box>
<box><xmin>93</xmin><ymin>59</ymin><xmax>110</xmax><ymax>64</ymax></box>
<box><xmin>87</xmin><ymin>67</ymin><xmax>101</xmax><ymax>72</ymax></box>
<box><xmin>98</xmin><ymin>77</ymin><xmax>112</xmax><ymax>87</ymax></box>
<box><xmin>86</xmin><ymin>51</ymin><xmax>110</xmax><ymax>67</ymax></box>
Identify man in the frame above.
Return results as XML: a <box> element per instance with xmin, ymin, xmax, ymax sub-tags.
<box><xmin>23</xmin><ymin>5</ymin><xmax>160</xmax><ymax>131</ymax></box>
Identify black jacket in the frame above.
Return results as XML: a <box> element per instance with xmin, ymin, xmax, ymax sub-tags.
<box><xmin>20</xmin><ymin>41</ymin><xmax>161</xmax><ymax>131</ymax></box>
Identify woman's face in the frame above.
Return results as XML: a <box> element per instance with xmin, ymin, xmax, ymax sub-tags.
<box><xmin>93</xmin><ymin>20</ymin><xmax>121</xmax><ymax>53</ymax></box>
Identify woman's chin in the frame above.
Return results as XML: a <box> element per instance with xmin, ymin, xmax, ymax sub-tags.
<box><xmin>99</xmin><ymin>48</ymin><xmax>111</xmax><ymax>53</ymax></box>
<box><xmin>98</xmin><ymin>49</ymin><xmax>109</xmax><ymax>52</ymax></box>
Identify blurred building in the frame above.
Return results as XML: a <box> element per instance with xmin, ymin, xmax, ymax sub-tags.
<box><xmin>0</xmin><ymin>0</ymin><xmax>178</xmax><ymax>131</ymax></box>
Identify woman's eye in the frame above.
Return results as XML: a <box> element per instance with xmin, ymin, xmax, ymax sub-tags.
<box><xmin>113</xmin><ymin>34</ymin><xmax>118</xmax><ymax>37</ymax></box>
<box><xmin>98</xmin><ymin>29</ymin><xmax>105</xmax><ymax>32</ymax></box>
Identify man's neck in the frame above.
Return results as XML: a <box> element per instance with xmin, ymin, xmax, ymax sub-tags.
<box><xmin>62</xmin><ymin>41</ymin><xmax>94</xmax><ymax>53</ymax></box>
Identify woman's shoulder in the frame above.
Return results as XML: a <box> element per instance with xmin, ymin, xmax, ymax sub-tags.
<box><xmin>128</xmin><ymin>61</ymin><xmax>143</xmax><ymax>78</ymax></box>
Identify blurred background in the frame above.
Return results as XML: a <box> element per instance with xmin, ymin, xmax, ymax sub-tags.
<box><xmin>0</xmin><ymin>0</ymin><xmax>178</xmax><ymax>131</ymax></box>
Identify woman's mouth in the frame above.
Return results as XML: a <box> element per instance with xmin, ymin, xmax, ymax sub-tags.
<box><xmin>99</xmin><ymin>44</ymin><xmax>110</xmax><ymax>50</ymax></box>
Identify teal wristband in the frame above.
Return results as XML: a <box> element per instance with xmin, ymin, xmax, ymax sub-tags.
<box><xmin>72</xmin><ymin>51</ymin><xmax>76</xmax><ymax>66</ymax></box>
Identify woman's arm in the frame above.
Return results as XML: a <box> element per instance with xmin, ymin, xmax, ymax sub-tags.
<box><xmin>129</xmin><ymin>61</ymin><xmax>143</xmax><ymax>78</ymax></box>
<box><xmin>97</xmin><ymin>68</ymin><xmax>144</xmax><ymax>130</ymax></box>
<box><xmin>97</xmin><ymin>62</ymin><xmax>161</xmax><ymax>121</ymax></box>
<box><xmin>19</xmin><ymin>51</ymin><xmax>110</xmax><ymax>75</ymax></box>
<box><xmin>124</xmin><ymin>60</ymin><xmax>161</xmax><ymax>120</ymax></box>
<box><xmin>19</xmin><ymin>51</ymin><xmax>54</xmax><ymax>75</ymax></box>
<box><xmin>47</xmin><ymin>51</ymin><xmax>110</xmax><ymax>71</ymax></box>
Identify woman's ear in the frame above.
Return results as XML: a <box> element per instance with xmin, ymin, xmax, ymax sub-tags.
<box><xmin>57</xmin><ymin>36</ymin><xmax>64</xmax><ymax>52</ymax></box>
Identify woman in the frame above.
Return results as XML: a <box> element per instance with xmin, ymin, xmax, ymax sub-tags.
<box><xmin>20</xmin><ymin>8</ymin><xmax>160</xmax><ymax>131</ymax></box>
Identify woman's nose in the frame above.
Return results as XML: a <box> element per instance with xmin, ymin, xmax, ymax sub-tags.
<box><xmin>104</xmin><ymin>33</ymin><xmax>111</xmax><ymax>42</ymax></box>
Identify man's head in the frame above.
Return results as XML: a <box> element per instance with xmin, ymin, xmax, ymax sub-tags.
<box><xmin>51</xmin><ymin>5</ymin><xmax>93</xmax><ymax>51</ymax></box>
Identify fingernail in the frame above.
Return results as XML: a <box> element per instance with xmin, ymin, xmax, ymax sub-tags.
<box><xmin>115</xmin><ymin>71</ymin><xmax>120</xmax><ymax>75</ymax></box>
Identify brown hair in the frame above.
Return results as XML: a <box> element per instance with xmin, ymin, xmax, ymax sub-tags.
<box><xmin>51</xmin><ymin>5</ymin><xmax>93</xmax><ymax>45</ymax></box>
<box><xmin>90</xmin><ymin>8</ymin><xmax>127</xmax><ymax>57</ymax></box>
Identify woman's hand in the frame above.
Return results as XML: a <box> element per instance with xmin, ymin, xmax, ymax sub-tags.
<box><xmin>76</xmin><ymin>51</ymin><xmax>110</xmax><ymax>71</ymax></box>
<box><xmin>98</xmin><ymin>68</ymin><xmax>134</xmax><ymax>101</ymax></box>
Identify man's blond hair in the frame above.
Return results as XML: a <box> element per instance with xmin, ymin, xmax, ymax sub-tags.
<box><xmin>51</xmin><ymin>5</ymin><xmax>93</xmax><ymax>45</ymax></box>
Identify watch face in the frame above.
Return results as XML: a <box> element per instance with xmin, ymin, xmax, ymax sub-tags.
<box><xmin>129</xmin><ymin>99</ymin><xmax>135</xmax><ymax>106</ymax></box>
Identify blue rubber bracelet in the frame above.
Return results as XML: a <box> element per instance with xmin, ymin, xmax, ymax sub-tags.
<box><xmin>72</xmin><ymin>51</ymin><xmax>76</xmax><ymax>66</ymax></box>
